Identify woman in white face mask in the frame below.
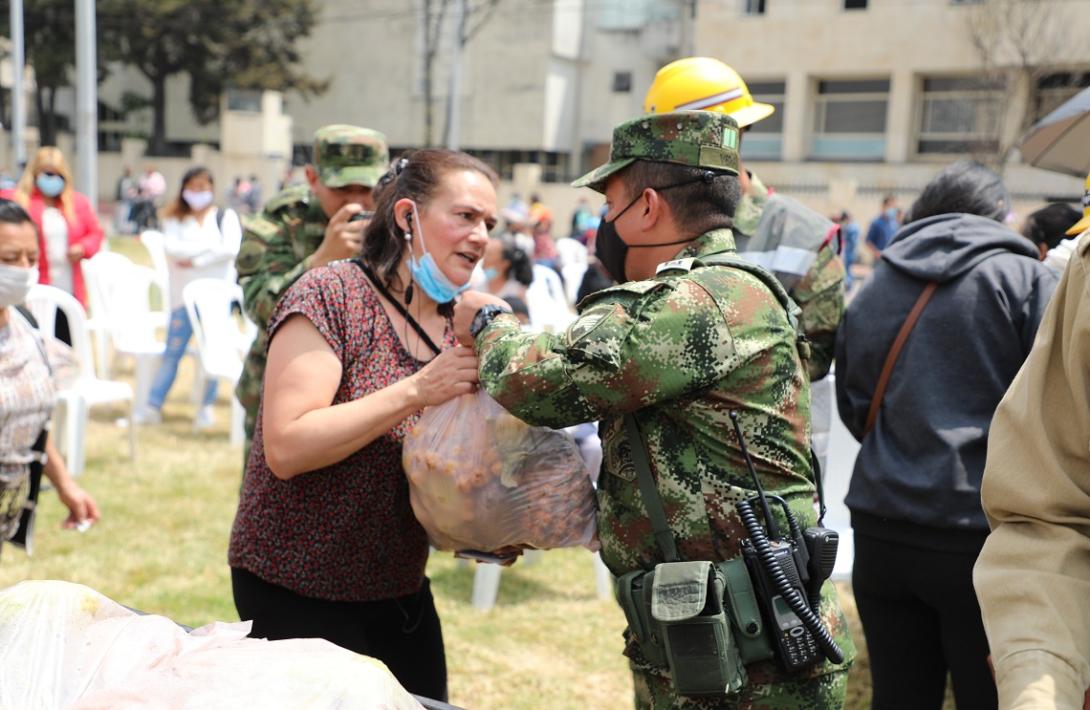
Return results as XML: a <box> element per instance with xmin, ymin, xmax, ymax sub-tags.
<box><xmin>0</xmin><ymin>147</ymin><xmax>104</xmax><ymax>344</ymax></box>
<box><xmin>134</xmin><ymin>166</ymin><xmax>242</xmax><ymax>428</ymax></box>
<box><xmin>0</xmin><ymin>199</ymin><xmax>99</xmax><ymax>556</ymax></box>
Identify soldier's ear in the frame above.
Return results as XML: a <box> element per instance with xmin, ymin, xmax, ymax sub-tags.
<box><xmin>641</xmin><ymin>188</ymin><xmax>664</xmax><ymax>228</ymax></box>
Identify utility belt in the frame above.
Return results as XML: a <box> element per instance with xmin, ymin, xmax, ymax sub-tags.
<box><xmin>614</xmin><ymin>412</ymin><xmax>845</xmax><ymax>698</ymax></box>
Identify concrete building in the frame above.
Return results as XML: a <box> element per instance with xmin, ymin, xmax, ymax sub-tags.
<box><xmin>694</xmin><ymin>0</ymin><xmax>1090</xmax><ymax>217</ymax></box>
<box><xmin>5</xmin><ymin>0</ymin><xmax>1088</xmax><ymax>218</ymax></box>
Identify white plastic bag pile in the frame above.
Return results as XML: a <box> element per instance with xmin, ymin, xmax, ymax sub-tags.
<box><xmin>0</xmin><ymin>580</ymin><xmax>423</xmax><ymax>709</ymax></box>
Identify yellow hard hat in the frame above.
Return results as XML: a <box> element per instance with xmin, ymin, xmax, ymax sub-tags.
<box><xmin>643</xmin><ymin>57</ymin><xmax>775</xmax><ymax>129</ymax></box>
<box><xmin>1066</xmin><ymin>169</ymin><xmax>1090</xmax><ymax>235</ymax></box>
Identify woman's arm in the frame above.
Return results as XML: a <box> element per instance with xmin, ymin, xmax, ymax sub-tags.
<box><xmin>262</xmin><ymin>315</ymin><xmax>479</xmax><ymax>480</ymax></box>
<box><xmin>42</xmin><ymin>435</ymin><xmax>100</xmax><ymax>527</ymax></box>
<box><xmin>191</xmin><ymin>208</ymin><xmax>243</xmax><ymax>268</ymax></box>
<box><xmin>73</xmin><ymin>192</ymin><xmax>104</xmax><ymax>259</ymax></box>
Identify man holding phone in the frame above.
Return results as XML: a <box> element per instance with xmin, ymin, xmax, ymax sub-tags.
<box><xmin>235</xmin><ymin>124</ymin><xmax>389</xmax><ymax>447</ymax></box>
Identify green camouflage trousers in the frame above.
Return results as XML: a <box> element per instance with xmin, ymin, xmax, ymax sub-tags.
<box><xmin>632</xmin><ymin>665</ymin><xmax>848</xmax><ymax>709</ymax></box>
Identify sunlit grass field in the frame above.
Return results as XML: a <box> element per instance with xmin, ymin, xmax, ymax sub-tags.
<box><xmin>0</xmin><ymin>236</ymin><xmax>919</xmax><ymax>709</ymax></box>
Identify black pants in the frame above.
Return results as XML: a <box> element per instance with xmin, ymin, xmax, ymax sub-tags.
<box><xmin>852</xmin><ymin>531</ymin><xmax>997</xmax><ymax>710</ymax></box>
<box><xmin>231</xmin><ymin>567</ymin><xmax>447</xmax><ymax>701</ymax></box>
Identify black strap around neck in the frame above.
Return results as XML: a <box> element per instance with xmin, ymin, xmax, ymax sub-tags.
<box><xmin>353</xmin><ymin>259</ymin><xmax>442</xmax><ymax>357</ymax></box>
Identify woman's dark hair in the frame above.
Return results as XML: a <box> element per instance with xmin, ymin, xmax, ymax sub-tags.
<box><xmin>162</xmin><ymin>166</ymin><xmax>214</xmax><ymax>220</ymax></box>
<box><xmin>502</xmin><ymin>241</ymin><xmax>534</xmax><ymax>286</ymax></box>
<box><xmin>1022</xmin><ymin>202</ymin><xmax>1082</xmax><ymax>251</ymax></box>
<box><xmin>0</xmin><ymin>198</ymin><xmax>35</xmax><ymax>228</ymax></box>
<box><xmin>363</xmin><ymin>149</ymin><xmax>498</xmax><ymax>294</ymax></box>
<box><xmin>905</xmin><ymin>160</ymin><xmax>1010</xmax><ymax>225</ymax></box>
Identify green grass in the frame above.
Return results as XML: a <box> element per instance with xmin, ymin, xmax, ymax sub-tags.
<box><xmin>0</xmin><ymin>236</ymin><xmax>906</xmax><ymax>708</ymax></box>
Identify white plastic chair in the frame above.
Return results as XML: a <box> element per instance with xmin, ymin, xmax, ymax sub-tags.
<box><xmin>25</xmin><ymin>284</ymin><xmax>136</xmax><ymax>476</ymax></box>
<box><xmin>819</xmin><ymin>373</ymin><xmax>859</xmax><ymax>581</ymax></box>
<box><xmin>138</xmin><ymin>230</ymin><xmax>171</xmax><ymax>328</ymax></box>
<box><xmin>183</xmin><ymin>279</ymin><xmax>252</xmax><ymax>446</ymax></box>
<box><xmin>554</xmin><ymin>237</ymin><xmax>588</xmax><ymax>267</ymax></box>
<box><xmin>526</xmin><ymin>264</ymin><xmax>576</xmax><ymax>333</ymax></box>
<box><xmin>82</xmin><ymin>252</ymin><xmax>167</xmax><ymax>411</ymax></box>
<box><xmin>560</xmin><ymin>262</ymin><xmax>587</xmax><ymax>307</ymax></box>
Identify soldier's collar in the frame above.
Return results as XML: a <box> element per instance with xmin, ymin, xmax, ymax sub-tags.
<box><xmin>670</xmin><ymin>229</ymin><xmax>736</xmax><ymax>262</ymax></box>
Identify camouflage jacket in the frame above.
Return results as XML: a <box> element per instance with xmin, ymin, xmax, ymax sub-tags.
<box><xmin>235</xmin><ymin>185</ymin><xmax>329</xmax><ymax>418</ymax></box>
<box><xmin>476</xmin><ymin>228</ymin><xmax>854</xmax><ymax>680</ymax></box>
<box><xmin>733</xmin><ymin>173</ymin><xmax>845</xmax><ymax>380</ymax></box>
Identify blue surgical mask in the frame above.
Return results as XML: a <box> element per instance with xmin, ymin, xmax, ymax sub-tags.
<box><xmin>36</xmin><ymin>173</ymin><xmax>65</xmax><ymax>198</ymax></box>
<box><xmin>407</xmin><ymin>202</ymin><xmax>471</xmax><ymax>304</ymax></box>
<box><xmin>483</xmin><ymin>267</ymin><xmax>499</xmax><ymax>281</ymax></box>
<box><xmin>885</xmin><ymin>207</ymin><xmax>898</xmax><ymax>221</ymax></box>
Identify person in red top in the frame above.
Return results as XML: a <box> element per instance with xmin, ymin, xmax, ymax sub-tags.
<box><xmin>2</xmin><ymin>147</ymin><xmax>103</xmax><ymax>344</ymax></box>
<box><xmin>228</xmin><ymin>149</ymin><xmax>498</xmax><ymax>702</ymax></box>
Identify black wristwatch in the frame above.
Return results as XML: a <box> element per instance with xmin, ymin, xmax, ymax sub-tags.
<box><xmin>470</xmin><ymin>304</ymin><xmax>512</xmax><ymax>338</ymax></box>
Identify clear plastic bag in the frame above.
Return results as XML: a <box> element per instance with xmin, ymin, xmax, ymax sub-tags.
<box><xmin>404</xmin><ymin>390</ymin><xmax>598</xmax><ymax>553</ymax></box>
<box><xmin>0</xmin><ymin>580</ymin><xmax>424</xmax><ymax>709</ymax></box>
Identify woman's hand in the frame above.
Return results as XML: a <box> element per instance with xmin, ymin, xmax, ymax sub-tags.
<box><xmin>409</xmin><ymin>345</ymin><xmax>480</xmax><ymax>408</ymax></box>
<box><xmin>56</xmin><ymin>482</ymin><xmax>101</xmax><ymax>529</ymax></box>
<box><xmin>66</xmin><ymin>244</ymin><xmax>85</xmax><ymax>263</ymax></box>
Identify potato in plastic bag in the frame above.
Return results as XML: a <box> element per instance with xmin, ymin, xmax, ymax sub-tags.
<box><xmin>404</xmin><ymin>390</ymin><xmax>598</xmax><ymax>553</ymax></box>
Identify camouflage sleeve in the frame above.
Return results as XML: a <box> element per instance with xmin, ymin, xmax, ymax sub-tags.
<box><xmin>235</xmin><ymin>214</ymin><xmax>312</xmax><ymax>331</ymax></box>
<box><xmin>476</xmin><ymin>279</ymin><xmax>736</xmax><ymax>428</ymax></box>
<box><xmin>793</xmin><ymin>242</ymin><xmax>845</xmax><ymax>380</ymax></box>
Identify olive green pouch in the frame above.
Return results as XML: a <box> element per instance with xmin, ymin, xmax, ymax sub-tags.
<box><xmin>650</xmin><ymin>561</ymin><xmax>746</xmax><ymax>696</ymax></box>
<box><xmin>719</xmin><ymin>558</ymin><xmax>775</xmax><ymax>664</ymax></box>
<box><xmin>616</xmin><ymin>569</ymin><xmax>668</xmax><ymax>668</ymax></box>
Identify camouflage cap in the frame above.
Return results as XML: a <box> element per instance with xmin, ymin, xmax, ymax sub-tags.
<box><xmin>571</xmin><ymin>111</ymin><xmax>740</xmax><ymax>193</ymax></box>
<box><xmin>313</xmin><ymin>124</ymin><xmax>389</xmax><ymax>188</ymax></box>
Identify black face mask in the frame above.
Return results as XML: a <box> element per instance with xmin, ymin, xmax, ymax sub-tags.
<box><xmin>595</xmin><ymin>175</ymin><xmax>715</xmax><ymax>283</ymax></box>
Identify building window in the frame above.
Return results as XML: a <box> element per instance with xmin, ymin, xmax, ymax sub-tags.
<box><xmin>1035</xmin><ymin>72</ymin><xmax>1090</xmax><ymax>122</ymax></box>
<box><xmin>226</xmin><ymin>89</ymin><xmax>262</xmax><ymax>113</ymax></box>
<box><xmin>463</xmin><ymin>149</ymin><xmax>572</xmax><ymax>183</ymax></box>
<box><xmin>917</xmin><ymin>76</ymin><xmax>1004</xmax><ymax>154</ymax></box>
<box><xmin>612</xmin><ymin>71</ymin><xmax>633</xmax><ymax>94</ymax></box>
<box><xmin>743</xmin><ymin>80</ymin><xmax>785</xmax><ymax>160</ymax></box>
<box><xmin>743</xmin><ymin>0</ymin><xmax>766</xmax><ymax>16</ymax></box>
<box><xmin>810</xmin><ymin>78</ymin><xmax>889</xmax><ymax>161</ymax></box>
<box><xmin>844</xmin><ymin>0</ymin><xmax>867</xmax><ymax>8</ymax></box>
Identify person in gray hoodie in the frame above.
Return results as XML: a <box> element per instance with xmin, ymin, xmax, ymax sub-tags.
<box><xmin>835</xmin><ymin>160</ymin><xmax>1058</xmax><ymax>710</ymax></box>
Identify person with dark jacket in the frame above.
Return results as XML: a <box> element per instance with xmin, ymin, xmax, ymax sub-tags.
<box><xmin>835</xmin><ymin>160</ymin><xmax>1058</xmax><ymax>710</ymax></box>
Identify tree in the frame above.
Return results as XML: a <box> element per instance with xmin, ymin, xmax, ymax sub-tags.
<box><xmin>964</xmin><ymin>0</ymin><xmax>1073</xmax><ymax>169</ymax></box>
<box><xmin>99</xmin><ymin>0</ymin><xmax>327</xmax><ymax>155</ymax></box>
<box><xmin>0</xmin><ymin>0</ymin><xmax>78</xmax><ymax>146</ymax></box>
<box><xmin>420</xmin><ymin>0</ymin><xmax>502</xmax><ymax>147</ymax></box>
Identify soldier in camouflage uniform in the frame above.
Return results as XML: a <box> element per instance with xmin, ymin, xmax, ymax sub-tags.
<box><xmin>453</xmin><ymin>111</ymin><xmax>854</xmax><ymax>709</ymax></box>
<box><xmin>235</xmin><ymin>125</ymin><xmax>389</xmax><ymax>447</ymax></box>
<box><xmin>644</xmin><ymin>58</ymin><xmax>845</xmax><ymax>381</ymax></box>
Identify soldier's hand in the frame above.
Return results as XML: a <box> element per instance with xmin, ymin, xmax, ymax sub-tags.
<box><xmin>311</xmin><ymin>204</ymin><xmax>368</xmax><ymax>268</ymax></box>
<box><xmin>408</xmin><ymin>345</ymin><xmax>479</xmax><ymax>408</ymax></box>
<box><xmin>454</xmin><ymin>290</ymin><xmax>512</xmax><ymax>346</ymax></box>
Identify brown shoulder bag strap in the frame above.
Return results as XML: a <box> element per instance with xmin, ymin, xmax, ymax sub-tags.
<box><xmin>864</xmin><ymin>281</ymin><xmax>939</xmax><ymax>435</ymax></box>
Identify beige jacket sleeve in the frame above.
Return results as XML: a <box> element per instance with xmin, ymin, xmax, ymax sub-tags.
<box><xmin>974</xmin><ymin>232</ymin><xmax>1090</xmax><ymax>709</ymax></box>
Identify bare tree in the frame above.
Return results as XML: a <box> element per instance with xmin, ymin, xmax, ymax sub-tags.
<box><xmin>965</xmin><ymin>0</ymin><xmax>1074</xmax><ymax>169</ymax></box>
<box><xmin>420</xmin><ymin>0</ymin><xmax>501</xmax><ymax>147</ymax></box>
